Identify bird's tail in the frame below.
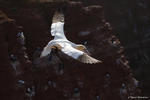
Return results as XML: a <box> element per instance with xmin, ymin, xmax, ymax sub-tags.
<box><xmin>52</xmin><ymin>10</ymin><xmax>64</xmax><ymax>23</ymax></box>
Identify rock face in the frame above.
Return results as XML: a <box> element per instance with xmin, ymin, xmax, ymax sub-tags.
<box><xmin>0</xmin><ymin>0</ymin><xmax>141</xmax><ymax>100</ymax></box>
<box><xmin>0</xmin><ymin>10</ymin><xmax>33</xmax><ymax>100</ymax></box>
<box><xmin>105</xmin><ymin>0</ymin><xmax>150</xmax><ymax>96</ymax></box>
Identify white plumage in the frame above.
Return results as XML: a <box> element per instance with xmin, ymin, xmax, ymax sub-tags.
<box><xmin>40</xmin><ymin>11</ymin><xmax>101</xmax><ymax>64</ymax></box>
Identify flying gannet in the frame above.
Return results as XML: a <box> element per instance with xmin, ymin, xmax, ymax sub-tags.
<box><xmin>40</xmin><ymin>11</ymin><xmax>102</xmax><ymax>64</ymax></box>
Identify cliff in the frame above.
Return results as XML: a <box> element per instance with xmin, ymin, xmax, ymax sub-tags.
<box><xmin>0</xmin><ymin>0</ymin><xmax>141</xmax><ymax>100</ymax></box>
<box><xmin>105</xmin><ymin>0</ymin><xmax>150</xmax><ymax>96</ymax></box>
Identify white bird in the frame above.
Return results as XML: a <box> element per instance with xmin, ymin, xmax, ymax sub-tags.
<box><xmin>40</xmin><ymin>11</ymin><xmax>102</xmax><ymax>64</ymax></box>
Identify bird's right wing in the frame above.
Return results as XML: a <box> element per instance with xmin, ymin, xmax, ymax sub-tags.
<box><xmin>40</xmin><ymin>43</ymin><xmax>52</xmax><ymax>58</ymax></box>
<box><xmin>40</xmin><ymin>41</ymin><xmax>62</xmax><ymax>58</ymax></box>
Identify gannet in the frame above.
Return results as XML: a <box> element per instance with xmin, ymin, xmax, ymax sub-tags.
<box><xmin>40</xmin><ymin>11</ymin><xmax>102</xmax><ymax>64</ymax></box>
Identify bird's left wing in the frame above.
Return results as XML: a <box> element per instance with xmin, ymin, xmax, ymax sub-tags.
<box><xmin>61</xmin><ymin>45</ymin><xmax>84</xmax><ymax>60</ymax></box>
<box><xmin>74</xmin><ymin>44</ymin><xmax>91</xmax><ymax>55</ymax></box>
<box><xmin>61</xmin><ymin>45</ymin><xmax>101</xmax><ymax>64</ymax></box>
<box><xmin>77</xmin><ymin>53</ymin><xmax>102</xmax><ymax>64</ymax></box>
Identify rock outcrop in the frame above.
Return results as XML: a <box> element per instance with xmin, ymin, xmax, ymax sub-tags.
<box><xmin>105</xmin><ymin>0</ymin><xmax>150</xmax><ymax>96</ymax></box>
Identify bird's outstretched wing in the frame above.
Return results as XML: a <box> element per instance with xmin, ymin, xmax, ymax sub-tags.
<box><xmin>75</xmin><ymin>44</ymin><xmax>91</xmax><ymax>55</ymax></box>
<box><xmin>77</xmin><ymin>53</ymin><xmax>102</xmax><ymax>64</ymax></box>
<box><xmin>40</xmin><ymin>42</ymin><xmax>62</xmax><ymax>57</ymax></box>
<box><xmin>40</xmin><ymin>43</ymin><xmax>52</xmax><ymax>57</ymax></box>
<box><xmin>61</xmin><ymin>45</ymin><xmax>102</xmax><ymax>64</ymax></box>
